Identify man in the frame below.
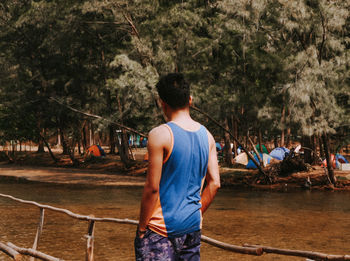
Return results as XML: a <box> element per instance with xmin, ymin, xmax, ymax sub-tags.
<box><xmin>135</xmin><ymin>73</ymin><xmax>220</xmax><ymax>260</ymax></box>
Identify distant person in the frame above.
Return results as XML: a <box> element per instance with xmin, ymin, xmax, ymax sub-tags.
<box><xmin>135</xmin><ymin>73</ymin><xmax>220</xmax><ymax>260</ymax></box>
<box><xmin>237</xmin><ymin>146</ymin><xmax>242</xmax><ymax>155</ymax></box>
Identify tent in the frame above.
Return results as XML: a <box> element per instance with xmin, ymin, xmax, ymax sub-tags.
<box><xmin>233</xmin><ymin>152</ymin><xmax>249</xmax><ymax>165</ymax></box>
<box><xmin>234</xmin><ymin>152</ymin><xmax>274</xmax><ymax>168</ymax></box>
<box><xmin>141</xmin><ymin>138</ymin><xmax>148</xmax><ymax>148</ymax></box>
<box><xmin>143</xmin><ymin>152</ymin><xmax>149</xmax><ymax>162</ymax></box>
<box><xmin>322</xmin><ymin>154</ymin><xmax>349</xmax><ymax>169</ymax></box>
<box><xmin>246</xmin><ymin>153</ymin><xmax>274</xmax><ymax>169</ymax></box>
<box><xmin>216</xmin><ymin>142</ymin><xmax>222</xmax><ymax>151</ymax></box>
<box><xmin>270</xmin><ymin>147</ymin><xmax>290</xmax><ymax>161</ymax></box>
<box><xmin>256</xmin><ymin>144</ymin><xmax>269</xmax><ymax>154</ymax></box>
<box><xmin>86</xmin><ymin>145</ymin><xmax>106</xmax><ymax>157</ymax></box>
<box><xmin>246</xmin><ymin>153</ymin><xmax>273</xmax><ymax>169</ymax></box>
<box><xmin>336</xmin><ymin>154</ymin><xmax>349</xmax><ymax>164</ymax></box>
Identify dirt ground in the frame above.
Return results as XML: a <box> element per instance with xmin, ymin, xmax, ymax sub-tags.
<box><xmin>1</xmin><ymin>150</ymin><xmax>350</xmax><ymax>191</ymax></box>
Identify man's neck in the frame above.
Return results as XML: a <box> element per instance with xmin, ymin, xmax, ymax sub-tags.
<box><xmin>164</xmin><ymin>105</ymin><xmax>200</xmax><ymax>131</ymax></box>
<box><xmin>166</xmin><ymin>107</ymin><xmax>190</xmax><ymax>122</ymax></box>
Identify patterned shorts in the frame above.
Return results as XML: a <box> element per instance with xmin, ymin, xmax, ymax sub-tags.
<box><xmin>134</xmin><ymin>229</ymin><xmax>201</xmax><ymax>261</ymax></box>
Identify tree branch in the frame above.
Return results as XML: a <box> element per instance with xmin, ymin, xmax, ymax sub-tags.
<box><xmin>190</xmin><ymin>105</ymin><xmax>271</xmax><ymax>182</ymax></box>
<box><xmin>49</xmin><ymin>97</ymin><xmax>148</xmax><ymax>138</ymax></box>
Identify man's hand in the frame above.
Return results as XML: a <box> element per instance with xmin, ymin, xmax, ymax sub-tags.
<box><xmin>137</xmin><ymin>226</ymin><xmax>147</xmax><ymax>239</ymax></box>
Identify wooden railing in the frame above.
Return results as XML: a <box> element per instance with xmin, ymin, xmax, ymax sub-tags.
<box><xmin>0</xmin><ymin>193</ymin><xmax>350</xmax><ymax>261</ymax></box>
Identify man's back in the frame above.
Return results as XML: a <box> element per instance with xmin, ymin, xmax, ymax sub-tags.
<box><xmin>147</xmin><ymin>121</ymin><xmax>209</xmax><ymax>237</ymax></box>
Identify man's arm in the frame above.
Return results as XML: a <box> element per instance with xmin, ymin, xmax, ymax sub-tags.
<box><xmin>201</xmin><ymin>131</ymin><xmax>220</xmax><ymax>214</ymax></box>
<box><xmin>137</xmin><ymin>126</ymin><xmax>169</xmax><ymax>235</ymax></box>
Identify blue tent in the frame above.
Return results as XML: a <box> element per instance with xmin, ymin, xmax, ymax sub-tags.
<box><xmin>141</xmin><ymin>138</ymin><xmax>148</xmax><ymax>148</ymax></box>
<box><xmin>336</xmin><ymin>154</ymin><xmax>349</xmax><ymax>163</ymax></box>
<box><xmin>322</xmin><ymin>154</ymin><xmax>349</xmax><ymax>168</ymax></box>
<box><xmin>269</xmin><ymin>147</ymin><xmax>290</xmax><ymax>161</ymax></box>
<box><xmin>335</xmin><ymin>154</ymin><xmax>349</xmax><ymax>168</ymax></box>
<box><xmin>96</xmin><ymin>145</ymin><xmax>106</xmax><ymax>156</ymax></box>
<box><xmin>246</xmin><ymin>153</ymin><xmax>273</xmax><ymax>169</ymax></box>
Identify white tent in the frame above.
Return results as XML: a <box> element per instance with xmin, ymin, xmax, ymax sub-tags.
<box><xmin>233</xmin><ymin>152</ymin><xmax>248</xmax><ymax>165</ymax></box>
<box><xmin>234</xmin><ymin>152</ymin><xmax>276</xmax><ymax>168</ymax></box>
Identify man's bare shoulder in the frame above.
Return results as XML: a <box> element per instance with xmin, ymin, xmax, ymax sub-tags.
<box><xmin>149</xmin><ymin>124</ymin><xmax>170</xmax><ymax>137</ymax></box>
<box><xmin>205</xmin><ymin>129</ymin><xmax>215</xmax><ymax>148</ymax></box>
<box><xmin>148</xmin><ymin>124</ymin><xmax>171</xmax><ymax>145</ymax></box>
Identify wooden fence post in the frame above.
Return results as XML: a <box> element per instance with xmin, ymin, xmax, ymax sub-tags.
<box><xmin>30</xmin><ymin>208</ymin><xmax>45</xmax><ymax>261</ymax></box>
<box><xmin>86</xmin><ymin>217</ymin><xmax>95</xmax><ymax>261</ymax></box>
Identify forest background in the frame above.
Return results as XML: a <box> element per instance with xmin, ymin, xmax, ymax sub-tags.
<box><xmin>0</xmin><ymin>0</ymin><xmax>349</xmax><ymax>184</ymax></box>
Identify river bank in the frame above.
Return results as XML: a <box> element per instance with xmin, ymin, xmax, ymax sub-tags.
<box><xmin>1</xmin><ymin>151</ymin><xmax>350</xmax><ymax>191</ymax></box>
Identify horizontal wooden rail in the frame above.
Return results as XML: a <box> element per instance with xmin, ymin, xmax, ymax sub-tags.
<box><xmin>0</xmin><ymin>241</ymin><xmax>62</xmax><ymax>261</ymax></box>
<box><xmin>1</xmin><ymin>193</ymin><xmax>350</xmax><ymax>260</ymax></box>
<box><xmin>0</xmin><ymin>242</ymin><xmax>21</xmax><ymax>261</ymax></box>
<box><xmin>7</xmin><ymin>242</ymin><xmax>63</xmax><ymax>261</ymax></box>
<box><xmin>245</xmin><ymin>244</ymin><xmax>350</xmax><ymax>261</ymax></box>
<box><xmin>201</xmin><ymin>236</ymin><xmax>262</xmax><ymax>256</ymax></box>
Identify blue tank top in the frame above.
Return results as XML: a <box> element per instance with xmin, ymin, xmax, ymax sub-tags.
<box><xmin>147</xmin><ymin>122</ymin><xmax>209</xmax><ymax>237</ymax></box>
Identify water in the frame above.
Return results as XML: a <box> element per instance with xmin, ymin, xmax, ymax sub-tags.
<box><xmin>0</xmin><ymin>183</ymin><xmax>350</xmax><ymax>260</ymax></box>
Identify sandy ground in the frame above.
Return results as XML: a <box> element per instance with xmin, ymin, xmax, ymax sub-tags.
<box><xmin>0</xmin><ymin>164</ymin><xmax>146</xmax><ymax>187</ymax></box>
<box><xmin>1</xmin><ymin>163</ymin><xmax>350</xmax><ymax>191</ymax></box>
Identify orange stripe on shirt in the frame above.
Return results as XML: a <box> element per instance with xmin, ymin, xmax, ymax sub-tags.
<box><xmin>162</xmin><ymin>124</ymin><xmax>174</xmax><ymax>164</ymax></box>
<box><xmin>148</xmin><ymin>195</ymin><xmax>167</xmax><ymax>237</ymax></box>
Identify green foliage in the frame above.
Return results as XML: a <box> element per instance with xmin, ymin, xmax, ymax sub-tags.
<box><xmin>107</xmin><ymin>54</ymin><xmax>160</xmax><ymax>131</ymax></box>
<box><xmin>0</xmin><ymin>0</ymin><xmax>348</xmax><ymax>150</ymax></box>
<box><xmin>267</xmin><ymin>0</ymin><xmax>350</xmax><ymax>136</ymax></box>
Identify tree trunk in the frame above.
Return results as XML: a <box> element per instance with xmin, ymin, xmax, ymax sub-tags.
<box><xmin>273</xmin><ymin>137</ymin><xmax>278</xmax><ymax>149</ymax></box>
<box><xmin>98</xmin><ymin>131</ymin><xmax>102</xmax><ymax>146</ymax></box>
<box><xmin>57</xmin><ymin>130</ymin><xmax>61</xmax><ymax>146</ymax></box>
<box><xmin>37</xmin><ymin>140</ymin><xmax>44</xmax><ymax>153</ymax></box>
<box><xmin>312</xmin><ymin>135</ymin><xmax>318</xmax><ymax>164</ymax></box>
<box><xmin>319</xmin><ymin>135</ymin><xmax>324</xmax><ymax>159</ymax></box>
<box><xmin>115</xmin><ymin>132</ymin><xmax>131</xmax><ymax>167</ymax></box>
<box><xmin>280</xmin><ymin>106</ymin><xmax>285</xmax><ymax>147</ymax></box>
<box><xmin>106</xmin><ymin>90</ymin><xmax>116</xmax><ymax>154</ymax></box>
<box><xmin>121</xmin><ymin>130</ymin><xmax>130</xmax><ymax>159</ymax></box>
<box><xmin>39</xmin><ymin>134</ymin><xmax>58</xmax><ymax>162</ymax></box>
<box><xmin>116</xmin><ymin>93</ymin><xmax>132</xmax><ymax>167</ymax></box>
<box><xmin>224</xmin><ymin>117</ymin><xmax>233</xmax><ymax>166</ymax></box>
<box><xmin>109</xmin><ymin>126</ymin><xmax>116</xmax><ymax>154</ymax></box>
<box><xmin>78</xmin><ymin>140</ymin><xmax>82</xmax><ymax>155</ymax></box>
<box><xmin>60</xmin><ymin>128</ymin><xmax>69</xmax><ymax>155</ymax></box>
<box><xmin>89</xmin><ymin>121</ymin><xmax>94</xmax><ymax>146</ymax></box>
<box><xmin>258</xmin><ymin>129</ymin><xmax>263</xmax><ymax>153</ymax></box>
<box><xmin>68</xmin><ymin>137</ymin><xmax>79</xmax><ymax>166</ymax></box>
<box><xmin>302</xmin><ymin>136</ymin><xmax>312</xmax><ymax>164</ymax></box>
<box><xmin>82</xmin><ymin>121</ymin><xmax>87</xmax><ymax>151</ymax></box>
<box><xmin>37</xmin><ymin>129</ymin><xmax>45</xmax><ymax>153</ymax></box>
<box><xmin>245</xmin><ymin>130</ymin><xmax>249</xmax><ymax>150</ymax></box>
<box><xmin>322</xmin><ymin>133</ymin><xmax>336</xmax><ymax>185</ymax></box>
<box><xmin>249</xmin><ymin>136</ymin><xmax>263</xmax><ymax>167</ymax></box>
<box><xmin>231</xmin><ymin>115</ymin><xmax>238</xmax><ymax>157</ymax></box>
<box><xmin>286</xmin><ymin>127</ymin><xmax>291</xmax><ymax>148</ymax></box>
<box><xmin>11</xmin><ymin>141</ymin><xmax>16</xmax><ymax>155</ymax></box>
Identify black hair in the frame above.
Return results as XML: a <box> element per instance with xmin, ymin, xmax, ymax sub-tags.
<box><xmin>156</xmin><ymin>73</ymin><xmax>190</xmax><ymax>109</ymax></box>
